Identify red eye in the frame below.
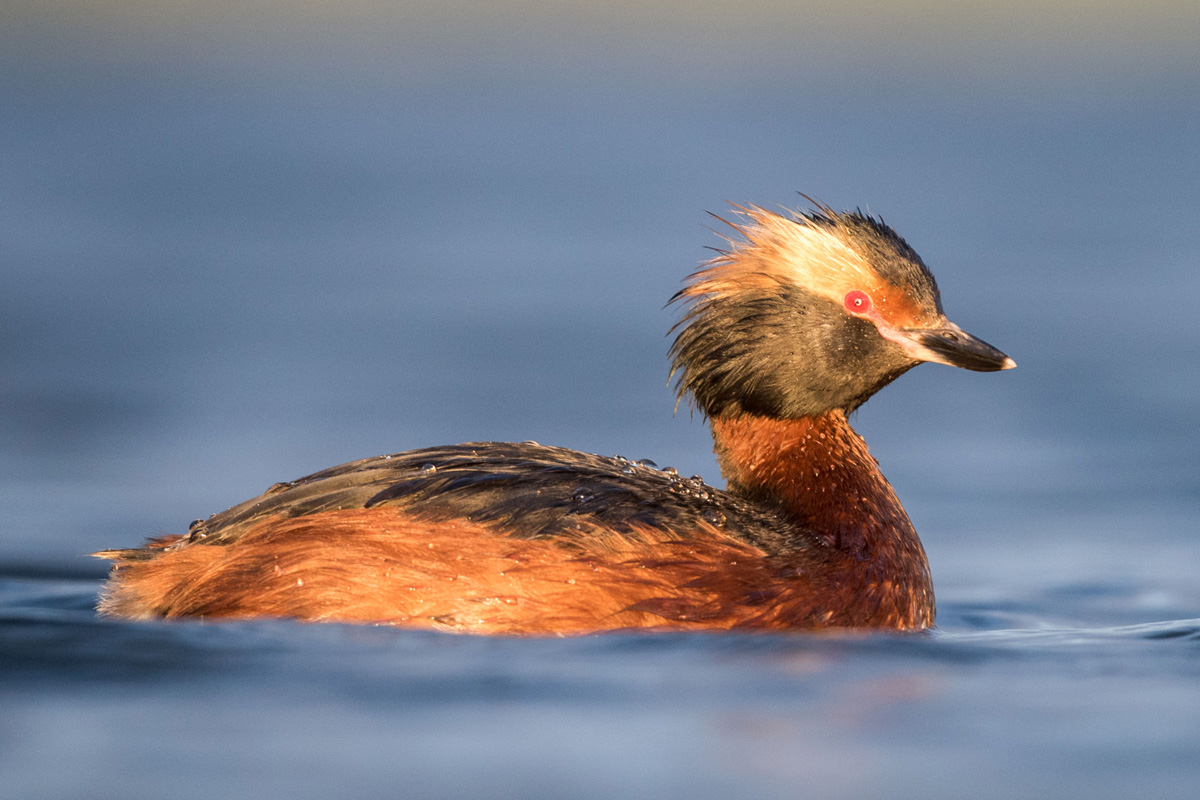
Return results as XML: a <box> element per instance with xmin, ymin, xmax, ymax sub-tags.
<box><xmin>844</xmin><ymin>290</ymin><xmax>872</xmax><ymax>314</ymax></box>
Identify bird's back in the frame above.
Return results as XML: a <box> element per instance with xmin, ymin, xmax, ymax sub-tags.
<box><xmin>106</xmin><ymin>442</ymin><xmax>819</xmax><ymax>561</ymax></box>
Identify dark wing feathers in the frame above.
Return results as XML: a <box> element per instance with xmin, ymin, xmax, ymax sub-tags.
<box><xmin>173</xmin><ymin>443</ymin><xmax>817</xmax><ymax>557</ymax></box>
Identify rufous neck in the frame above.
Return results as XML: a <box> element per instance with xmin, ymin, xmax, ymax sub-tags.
<box><xmin>710</xmin><ymin>411</ymin><xmax>921</xmax><ymax>558</ymax></box>
<box><xmin>710</xmin><ymin>410</ymin><xmax>934</xmax><ymax>629</ymax></box>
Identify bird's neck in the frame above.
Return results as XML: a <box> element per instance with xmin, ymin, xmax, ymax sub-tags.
<box><xmin>710</xmin><ymin>410</ymin><xmax>934</xmax><ymax>623</ymax></box>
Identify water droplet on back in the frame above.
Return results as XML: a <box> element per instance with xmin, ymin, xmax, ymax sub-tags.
<box><xmin>702</xmin><ymin>509</ymin><xmax>727</xmax><ymax>528</ymax></box>
<box><xmin>419</xmin><ymin>463</ymin><xmax>437</xmax><ymax>473</ymax></box>
<box><xmin>573</xmin><ymin>487</ymin><xmax>595</xmax><ymax>504</ymax></box>
<box><xmin>636</xmin><ymin>458</ymin><xmax>658</xmax><ymax>469</ymax></box>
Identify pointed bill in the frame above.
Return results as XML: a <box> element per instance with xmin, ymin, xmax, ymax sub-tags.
<box><xmin>879</xmin><ymin>320</ymin><xmax>1016</xmax><ymax>372</ymax></box>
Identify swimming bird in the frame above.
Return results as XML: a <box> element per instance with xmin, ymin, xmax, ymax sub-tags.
<box><xmin>94</xmin><ymin>200</ymin><xmax>1014</xmax><ymax>633</ymax></box>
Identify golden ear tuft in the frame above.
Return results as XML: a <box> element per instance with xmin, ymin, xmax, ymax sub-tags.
<box><xmin>676</xmin><ymin>205</ymin><xmax>881</xmax><ymax>306</ymax></box>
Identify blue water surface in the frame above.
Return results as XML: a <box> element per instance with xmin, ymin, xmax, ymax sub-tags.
<box><xmin>4</xmin><ymin>575</ymin><xmax>1200</xmax><ymax>800</ymax></box>
<box><xmin>2</xmin><ymin>5</ymin><xmax>1199</xmax><ymax>798</ymax></box>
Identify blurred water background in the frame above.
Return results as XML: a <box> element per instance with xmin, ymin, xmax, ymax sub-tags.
<box><xmin>2</xmin><ymin>2</ymin><xmax>1199</xmax><ymax>798</ymax></box>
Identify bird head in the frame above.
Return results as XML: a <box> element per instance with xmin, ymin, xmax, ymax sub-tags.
<box><xmin>670</xmin><ymin>201</ymin><xmax>1014</xmax><ymax>419</ymax></box>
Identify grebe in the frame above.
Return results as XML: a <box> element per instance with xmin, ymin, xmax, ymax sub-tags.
<box><xmin>95</xmin><ymin>201</ymin><xmax>1014</xmax><ymax>633</ymax></box>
